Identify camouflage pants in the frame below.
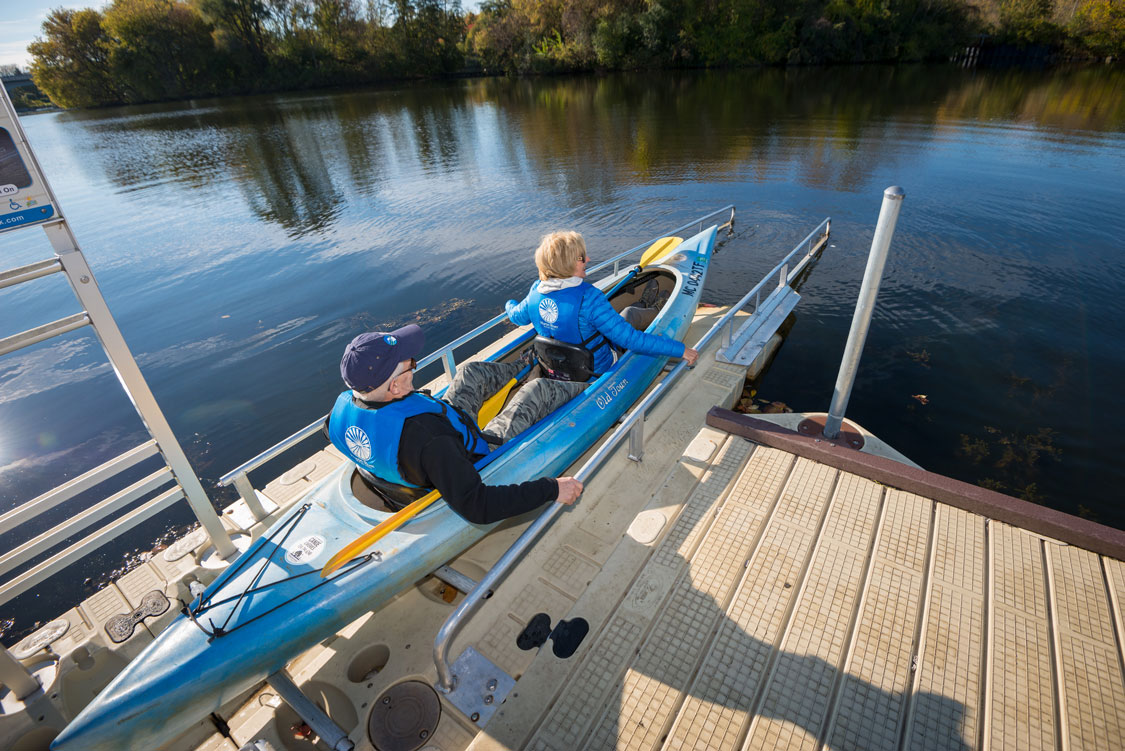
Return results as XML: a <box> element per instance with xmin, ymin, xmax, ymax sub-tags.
<box><xmin>444</xmin><ymin>361</ymin><xmax>586</xmax><ymax>443</ymax></box>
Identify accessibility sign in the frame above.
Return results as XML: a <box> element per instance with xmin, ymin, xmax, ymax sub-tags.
<box><xmin>0</xmin><ymin>86</ymin><xmax>56</xmax><ymax>234</ymax></box>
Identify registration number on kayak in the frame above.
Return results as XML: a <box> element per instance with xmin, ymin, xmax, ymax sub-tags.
<box><xmin>285</xmin><ymin>534</ymin><xmax>327</xmax><ymax>565</ymax></box>
<box><xmin>596</xmin><ymin>378</ymin><xmax>629</xmax><ymax>409</ymax></box>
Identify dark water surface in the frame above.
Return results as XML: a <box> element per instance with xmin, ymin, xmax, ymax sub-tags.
<box><xmin>2</xmin><ymin>66</ymin><xmax>1123</xmax><ymax>641</ymax></box>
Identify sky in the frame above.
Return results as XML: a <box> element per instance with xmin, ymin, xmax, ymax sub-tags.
<box><xmin>1</xmin><ymin>0</ymin><xmax>111</xmax><ymax>69</ymax></box>
<box><xmin>1</xmin><ymin>0</ymin><xmax>480</xmax><ymax>71</ymax></box>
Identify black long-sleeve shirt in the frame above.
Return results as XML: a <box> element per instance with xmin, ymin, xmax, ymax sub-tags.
<box><xmin>395</xmin><ymin>412</ymin><xmax>558</xmax><ymax>524</ymax></box>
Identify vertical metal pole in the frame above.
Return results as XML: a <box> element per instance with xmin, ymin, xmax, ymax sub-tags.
<box><xmin>627</xmin><ymin>415</ymin><xmax>645</xmax><ymax>462</ymax></box>
<box><xmin>823</xmin><ymin>186</ymin><xmax>905</xmax><ymax>440</ymax></box>
<box><xmin>442</xmin><ymin>351</ymin><xmax>457</xmax><ymax>382</ymax></box>
<box><xmin>267</xmin><ymin>670</ymin><xmax>354</xmax><ymax>751</ymax></box>
<box><xmin>232</xmin><ymin>473</ymin><xmax>270</xmax><ymax>521</ymax></box>
<box><xmin>0</xmin><ymin>646</ymin><xmax>39</xmax><ymax>700</ymax></box>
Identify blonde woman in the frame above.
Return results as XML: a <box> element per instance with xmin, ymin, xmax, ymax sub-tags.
<box><xmin>506</xmin><ymin>231</ymin><xmax>699</xmax><ymax>380</ymax></box>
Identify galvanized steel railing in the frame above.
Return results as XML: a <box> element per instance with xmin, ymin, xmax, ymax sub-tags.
<box><xmin>0</xmin><ymin>87</ymin><xmax>238</xmax><ymax>628</ymax></box>
<box><xmin>433</xmin><ymin>215</ymin><xmax>830</xmax><ymax>692</ymax></box>
<box><xmin>218</xmin><ymin>205</ymin><xmax>737</xmax><ymax>516</ymax></box>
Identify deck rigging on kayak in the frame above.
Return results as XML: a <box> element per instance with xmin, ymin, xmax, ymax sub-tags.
<box><xmin>184</xmin><ymin>503</ymin><xmax>375</xmax><ymax>640</ymax></box>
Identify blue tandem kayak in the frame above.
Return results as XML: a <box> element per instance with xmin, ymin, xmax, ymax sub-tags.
<box><xmin>52</xmin><ymin>225</ymin><xmax>717</xmax><ymax>751</ymax></box>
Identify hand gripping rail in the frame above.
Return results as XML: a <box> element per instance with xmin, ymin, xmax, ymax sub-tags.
<box><xmin>217</xmin><ymin>206</ymin><xmax>736</xmax><ymax>520</ymax></box>
<box><xmin>432</xmin><ymin>215</ymin><xmax>830</xmax><ymax>693</ymax></box>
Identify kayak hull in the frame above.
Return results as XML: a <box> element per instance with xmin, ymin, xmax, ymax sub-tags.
<box><xmin>51</xmin><ymin>226</ymin><xmax>717</xmax><ymax>751</ymax></box>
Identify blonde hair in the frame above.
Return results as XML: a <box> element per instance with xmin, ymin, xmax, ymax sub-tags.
<box><xmin>535</xmin><ymin>231</ymin><xmax>586</xmax><ymax>281</ymax></box>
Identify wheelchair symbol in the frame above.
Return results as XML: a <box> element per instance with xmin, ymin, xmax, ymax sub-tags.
<box><xmin>8</xmin><ymin>198</ymin><xmax>20</xmax><ymax>210</ymax></box>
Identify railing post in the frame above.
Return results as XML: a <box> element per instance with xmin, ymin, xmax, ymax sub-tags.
<box><xmin>0</xmin><ymin>646</ymin><xmax>39</xmax><ymax>700</ymax></box>
<box><xmin>442</xmin><ymin>351</ymin><xmax>457</xmax><ymax>382</ymax></box>
<box><xmin>232</xmin><ymin>473</ymin><xmax>269</xmax><ymax>521</ymax></box>
<box><xmin>823</xmin><ymin>186</ymin><xmax>905</xmax><ymax>440</ymax></box>
<box><xmin>627</xmin><ymin>415</ymin><xmax>645</xmax><ymax>462</ymax></box>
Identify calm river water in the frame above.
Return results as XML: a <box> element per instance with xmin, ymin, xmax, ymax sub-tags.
<box><xmin>2</xmin><ymin>65</ymin><xmax>1123</xmax><ymax>641</ymax></box>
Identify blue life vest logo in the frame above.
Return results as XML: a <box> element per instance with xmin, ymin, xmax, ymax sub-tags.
<box><xmin>538</xmin><ymin>298</ymin><xmax>559</xmax><ymax>325</ymax></box>
<box><xmin>384</xmin><ymin>335</ymin><xmax>397</xmax><ymax>345</ymax></box>
<box><xmin>344</xmin><ymin>425</ymin><xmax>372</xmax><ymax>460</ymax></box>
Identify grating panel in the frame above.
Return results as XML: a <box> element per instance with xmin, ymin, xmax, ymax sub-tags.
<box><xmin>1049</xmin><ymin>544</ymin><xmax>1125</xmax><ymax>751</ymax></box>
<box><xmin>583</xmin><ymin>447</ymin><xmax>797</xmax><ymax>750</ymax></box>
<box><xmin>1050</xmin><ymin>544</ymin><xmax>1116</xmax><ymax>646</ymax></box>
<box><xmin>526</xmin><ymin>434</ymin><xmax>761</xmax><ymax>750</ymax></box>
<box><xmin>992</xmin><ymin>523</ymin><xmax>1047</xmax><ymax>618</ymax></box>
<box><xmin>908</xmin><ymin>582</ymin><xmax>983</xmax><ymax>750</ymax></box>
<box><xmin>1058</xmin><ymin>634</ymin><xmax>1125</xmax><ymax>751</ymax></box>
<box><xmin>542</xmin><ymin>545</ymin><xmax>601</xmax><ymax>596</ymax></box>
<box><xmin>989</xmin><ymin>524</ymin><xmax>1054</xmax><ymax>751</ymax></box>
<box><xmin>773</xmin><ymin>458</ymin><xmax>837</xmax><ymax>530</ymax></box>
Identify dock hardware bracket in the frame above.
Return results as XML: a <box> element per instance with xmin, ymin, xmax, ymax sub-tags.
<box><xmin>441</xmin><ymin>646</ymin><xmax>516</xmax><ymax>728</ymax></box>
<box><xmin>266</xmin><ymin>669</ymin><xmax>355</xmax><ymax>751</ymax></box>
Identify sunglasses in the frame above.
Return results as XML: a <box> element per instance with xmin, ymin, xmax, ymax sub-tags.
<box><xmin>394</xmin><ymin>358</ymin><xmax>417</xmax><ymax>378</ymax></box>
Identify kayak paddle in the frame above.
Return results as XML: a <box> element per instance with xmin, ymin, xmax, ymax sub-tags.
<box><xmin>320</xmin><ymin>489</ymin><xmax>440</xmax><ymax>577</ymax></box>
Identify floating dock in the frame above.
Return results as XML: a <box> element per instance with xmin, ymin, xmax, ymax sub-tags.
<box><xmin>5</xmin><ymin>302</ymin><xmax>1125</xmax><ymax>751</ymax></box>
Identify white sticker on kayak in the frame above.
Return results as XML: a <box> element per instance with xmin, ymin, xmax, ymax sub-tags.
<box><xmin>285</xmin><ymin>534</ymin><xmax>326</xmax><ymax>565</ymax></box>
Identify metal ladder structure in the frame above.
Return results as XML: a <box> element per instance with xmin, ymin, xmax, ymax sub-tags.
<box><xmin>0</xmin><ymin>88</ymin><xmax>238</xmax><ymax>701</ymax></box>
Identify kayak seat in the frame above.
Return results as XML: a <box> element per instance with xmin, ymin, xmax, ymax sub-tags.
<box><xmin>350</xmin><ymin>467</ymin><xmax>429</xmax><ymax>512</ymax></box>
<box><xmin>533</xmin><ymin>336</ymin><xmax>595</xmax><ymax>383</ymax></box>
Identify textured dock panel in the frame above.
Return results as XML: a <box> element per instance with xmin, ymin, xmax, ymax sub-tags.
<box><xmin>524</xmin><ymin>437</ymin><xmax>760</xmax><ymax>751</ymax></box>
<box><xmin>584</xmin><ymin>448</ymin><xmax>796</xmax><ymax>751</ymax></box>
<box><xmin>826</xmin><ymin>490</ymin><xmax>932</xmax><ymax>751</ymax></box>
<box><xmin>906</xmin><ymin>505</ymin><xmax>986</xmax><ymax>750</ymax></box>
<box><xmin>743</xmin><ymin>472</ymin><xmax>884</xmax><ymax>751</ymax></box>
<box><xmin>1048</xmin><ymin>543</ymin><xmax>1125</xmax><ymax>750</ymax></box>
<box><xmin>117</xmin><ymin>562</ymin><xmax>164</xmax><ymax>608</ymax></box>
<box><xmin>1107</xmin><ymin>558</ymin><xmax>1125</xmax><ymax>673</ymax></box>
<box><xmin>989</xmin><ymin>523</ymin><xmax>1055</xmax><ymax>751</ymax></box>
<box><xmin>662</xmin><ymin>458</ymin><xmax>839</xmax><ymax>751</ymax></box>
<box><xmin>261</xmin><ymin>449</ymin><xmax>342</xmax><ymax>507</ymax></box>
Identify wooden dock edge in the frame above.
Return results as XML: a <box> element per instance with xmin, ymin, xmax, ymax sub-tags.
<box><xmin>706</xmin><ymin>407</ymin><xmax>1125</xmax><ymax>562</ymax></box>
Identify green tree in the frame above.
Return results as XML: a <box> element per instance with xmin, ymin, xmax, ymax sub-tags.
<box><xmin>1069</xmin><ymin>0</ymin><xmax>1125</xmax><ymax>55</ymax></box>
<box><xmin>998</xmin><ymin>0</ymin><xmax>1060</xmax><ymax>44</ymax></box>
<box><xmin>28</xmin><ymin>8</ymin><xmax>123</xmax><ymax>107</ymax></box>
<box><xmin>194</xmin><ymin>0</ymin><xmax>271</xmax><ymax>67</ymax></box>
<box><xmin>103</xmin><ymin>0</ymin><xmax>217</xmax><ymax>101</ymax></box>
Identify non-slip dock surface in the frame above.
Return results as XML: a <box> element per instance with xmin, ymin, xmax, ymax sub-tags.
<box><xmin>495</xmin><ymin>437</ymin><xmax>1125</xmax><ymax>751</ymax></box>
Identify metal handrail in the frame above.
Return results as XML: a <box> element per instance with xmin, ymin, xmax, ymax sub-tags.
<box><xmin>433</xmin><ymin>216</ymin><xmax>829</xmax><ymax>691</ymax></box>
<box><xmin>718</xmin><ymin>217</ymin><xmax>830</xmax><ymax>350</ymax></box>
<box><xmin>218</xmin><ymin>206</ymin><xmax>737</xmax><ymax>514</ymax></box>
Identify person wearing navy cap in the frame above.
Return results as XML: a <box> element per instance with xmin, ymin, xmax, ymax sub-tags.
<box><xmin>327</xmin><ymin>324</ymin><xmax>584</xmax><ymax>524</ymax></box>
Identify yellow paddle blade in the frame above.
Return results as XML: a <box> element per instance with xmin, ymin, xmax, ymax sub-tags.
<box><xmin>320</xmin><ymin>489</ymin><xmax>441</xmax><ymax>577</ymax></box>
<box><xmin>639</xmin><ymin>236</ymin><xmax>683</xmax><ymax>267</ymax></box>
<box><xmin>477</xmin><ymin>377</ymin><xmax>517</xmax><ymax>429</ymax></box>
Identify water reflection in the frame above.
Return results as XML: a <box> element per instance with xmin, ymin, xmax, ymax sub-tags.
<box><xmin>51</xmin><ymin>65</ymin><xmax>1125</xmax><ymax>240</ymax></box>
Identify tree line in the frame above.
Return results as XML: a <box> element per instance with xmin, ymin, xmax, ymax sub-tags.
<box><xmin>29</xmin><ymin>0</ymin><xmax>465</xmax><ymax>108</ymax></box>
<box><xmin>26</xmin><ymin>0</ymin><xmax>1125</xmax><ymax>108</ymax></box>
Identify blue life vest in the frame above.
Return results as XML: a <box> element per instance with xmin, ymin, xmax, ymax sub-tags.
<box><xmin>525</xmin><ymin>283</ymin><xmax>610</xmax><ymax>375</ymax></box>
<box><xmin>328</xmin><ymin>391</ymin><xmax>492</xmax><ymax>487</ymax></box>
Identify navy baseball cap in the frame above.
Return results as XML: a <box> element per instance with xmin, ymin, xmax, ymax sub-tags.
<box><xmin>340</xmin><ymin>324</ymin><xmax>425</xmax><ymax>392</ymax></box>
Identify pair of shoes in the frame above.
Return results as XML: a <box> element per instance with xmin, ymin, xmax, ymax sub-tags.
<box><xmin>639</xmin><ymin>279</ymin><xmax>660</xmax><ymax>308</ymax></box>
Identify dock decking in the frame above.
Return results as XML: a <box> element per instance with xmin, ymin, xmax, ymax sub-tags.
<box><xmin>8</xmin><ymin>305</ymin><xmax>1122</xmax><ymax>751</ymax></box>
<box><xmin>470</xmin><ymin>413</ymin><xmax>1125</xmax><ymax>751</ymax></box>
